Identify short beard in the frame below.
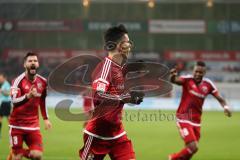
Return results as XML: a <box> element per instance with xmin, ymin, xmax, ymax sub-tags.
<box><xmin>26</xmin><ymin>67</ymin><xmax>38</xmax><ymax>77</ymax></box>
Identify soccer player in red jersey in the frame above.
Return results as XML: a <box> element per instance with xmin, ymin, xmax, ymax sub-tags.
<box><xmin>8</xmin><ymin>52</ymin><xmax>52</xmax><ymax>160</ymax></box>
<box><xmin>169</xmin><ymin>61</ymin><xmax>232</xmax><ymax>160</ymax></box>
<box><xmin>79</xmin><ymin>24</ymin><xmax>144</xmax><ymax>160</ymax></box>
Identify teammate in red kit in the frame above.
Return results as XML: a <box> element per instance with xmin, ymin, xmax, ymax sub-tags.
<box><xmin>169</xmin><ymin>61</ymin><xmax>232</xmax><ymax>160</ymax></box>
<box><xmin>8</xmin><ymin>52</ymin><xmax>52</xmax><ymax>160</ymax></box>
<box><xmin>79</xmin><ymin>24</ymin><xmax>144</xmax><ymax>160</ymax></box>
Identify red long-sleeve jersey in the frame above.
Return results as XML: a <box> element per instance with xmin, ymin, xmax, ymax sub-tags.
<box><xmin>9</xmin><ymin>73</ymin><xmax>48</xmax><ymax>130</ymax></box>
<box><xmin>84</xmin><ymin>57</ymin><xmax>127</xmax><ymax>140</ymax></box>
<box><xmin>176</xmin><ymin>75</ymin><xmax>219</xmax><ymax>126</ymax></box>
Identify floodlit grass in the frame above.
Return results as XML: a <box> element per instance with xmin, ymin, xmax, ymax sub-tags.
<box><xmin>0</xmin><ymin>109</ymin><xmax>239</xmax><ymax>160</ymax></box>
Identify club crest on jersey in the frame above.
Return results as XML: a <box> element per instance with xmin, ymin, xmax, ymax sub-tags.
<box><xmin>201</xmin><ymin>86</ymin><xmax>208</xmax><ymax>93</ymax></box>
<box><xmin>37</xmin><ymin>82</ymin><xmax>43</xmax><ymax>90</ymax></box>
<box><xmin>96</xmin><ymin>82</ymin><xmax>106</xmax><ymax>92</ymax></box>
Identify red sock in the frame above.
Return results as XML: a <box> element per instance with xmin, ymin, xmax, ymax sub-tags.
<box><xmin>172</xmin><ymin>147</ymin><xmax>193</xmax><ymax>160</ymax></box>
<box><xmin>22</xmin><ymin>149</ymin><xmax>30</xmax><ymax>158</ymax></box>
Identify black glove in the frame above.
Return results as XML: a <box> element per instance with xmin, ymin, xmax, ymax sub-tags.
<box><xmin>121</xmin><ymin>91</ymin><xmax>145</xmax><ymax>104</ymax></box>
<box><xmin>129</xmin><ymin>91</ymin><xmax>145</xmax><ymax>104</ymax></box>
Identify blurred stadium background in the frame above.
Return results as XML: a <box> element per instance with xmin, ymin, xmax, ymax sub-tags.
<box><xmin>0</xmin><ymin>0</ymin><xmax>240</xmax><ymax>159</ymax></box>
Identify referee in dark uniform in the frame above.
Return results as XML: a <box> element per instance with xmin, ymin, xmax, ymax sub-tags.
<box><xmin>0</xmin><ymin>73</ymin><xmax>11</xmax><ymax>137</ymax></box>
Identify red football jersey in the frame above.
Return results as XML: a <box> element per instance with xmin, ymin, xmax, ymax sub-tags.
<box><xmin>84</xmin><ymin>57</ymin><xmax>127</xmax><ymax>140</ymax></box>
<box><xmin>176</xmin><ymin>75</ymin><xmax>219</xmax><ymax>125</ymax></box>
<box><xmin>9</xmin><ymin>73</ymin><xmax>48</xmax><ymax>130</ymax></box>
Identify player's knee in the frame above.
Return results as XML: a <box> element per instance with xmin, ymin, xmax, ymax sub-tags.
<box><xmin>188</xmin><ymin>142</ymin><xmax>198</xmax><ymax>153</ymax></box>
<box><xmin>29</xmin><ymin>151</ymin><xmax>42</xmax><ymax>160</ymax></box>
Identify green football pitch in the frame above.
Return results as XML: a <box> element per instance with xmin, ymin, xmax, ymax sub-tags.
<box><xmin>0</xmin><ymin>109</ymin><xmax>239</xmax><ymax>160</ymax></box>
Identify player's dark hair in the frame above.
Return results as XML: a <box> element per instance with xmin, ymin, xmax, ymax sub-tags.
<box><xmin>104</xmin><ymin>24</ymin><xmax>128</xmax><ymax>44</ymax></box>
<box><xmin>196</xmin><ymin>61</ymin><xmax>206</xmax><ymax>67</ymax></box>
<box><xmin>104</xmin><ymin>24</ymin><xmax>128</xmax><ymax>51</ymax></box>
<box><xmin>24</xmin><ymin>52</ymin><xmax>38</xmax><ymax>62</ymax></box>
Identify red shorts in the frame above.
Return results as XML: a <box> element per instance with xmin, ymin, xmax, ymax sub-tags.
<box><xmin>79</xmin><ymin>134</ymin><xmax>135</xmax><ymax>160</ymax></box>
<box><xmin>9</xmin><ymin>128</ymin><xmax>43</xmax><ymax>154</ymax></box>
<box><xmin>177</xmin><ymin>122</ymin><xmax>201</xmax><ymax>144</ymax></box>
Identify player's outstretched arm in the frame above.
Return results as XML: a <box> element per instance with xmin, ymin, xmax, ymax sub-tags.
<box><xmin>213</xmin><ymin>94</ymin><xmax>232</xmax><ymax>117</ymax></box>
<box><xmin>170</xmin><ymin>68</ymin><xmax>184</xmax><ymax>85</ymax></box>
